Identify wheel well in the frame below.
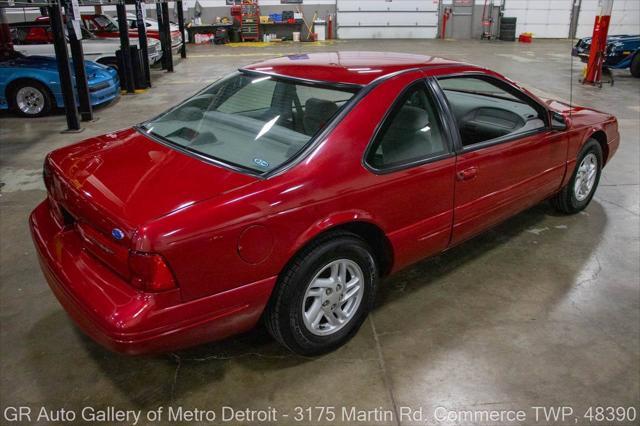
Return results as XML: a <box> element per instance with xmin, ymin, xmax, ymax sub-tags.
<box><xmin>293</xmin><ymin>222</ymin><xmax>394</xmax><ymax>278</ymax></box>
<box><xmin>97</xmin><ymin>57</ymin><xmax>118</xmax><ymax>67</ymax></box>
<box><xmin>5</xmin><ymin>78</ymin><xmax>52</xmax><ymax>106</ymax></box>
<box><xmin>590</xmin><ymin>130</ymin><xmax>609</xmax><ymax>165</ymax></box>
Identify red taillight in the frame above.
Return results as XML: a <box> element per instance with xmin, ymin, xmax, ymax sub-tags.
<box><xmin>128</xmin><ymin>251</ymin><xmax>177</xmax><ymax>292</ymax></box>
<box><xmin>43</xmin><ymin>157</ymin><xmax>53</xmax><ymax>193</ymax></box>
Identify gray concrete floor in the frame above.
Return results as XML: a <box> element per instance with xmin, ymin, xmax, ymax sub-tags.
<box><xmin>1</xmin><ymin>40</ymin><xmax>638</xmax><ymax>425</ymax></box>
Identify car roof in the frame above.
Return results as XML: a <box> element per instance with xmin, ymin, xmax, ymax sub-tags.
<box><xmin>242</xmin><ymin>51</ymin><xmax>481</xmax><ymax>87</ymax></box>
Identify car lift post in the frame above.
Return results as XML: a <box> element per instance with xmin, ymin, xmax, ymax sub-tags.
<box><xmin>155</xmin><ymin>3</ymin><xmax>167</xmax><ymax>70</ymax></box>
<box><xmin>64</xmin><ymin>0</ymin><xmax>92</xmax><ymax>121</ymax></box>
<box><xmin>134</xmin><ymin>0</ymin><xmax>151</xmax><ymax>88</ymax></box>
<box><xmin>116</xmin><ymin>1</ymin><xmax>135</xmax><ymax>93</ymax></box>
<box><xmin>0</xmin><ymin>8</ymin><xmax>13</xmax><ymax>58</ymax></box>
<box><xmin>161</xmin><ymin>1</ymin><xmax>173</xmax><ymax>72</ymax></box>
<box><xmin>176</xmin><ymin>0</ymin><xmax>186</xmax><ymax>58</ymax></box>
<box><xmin>48</xmin><ymin>1</ymin><xmax>81</xmax><ymax>131</ymax></box>
<box><xmin>583</xmin><ymin>0</ymin><xmax>614</xmax><ymax>86</ymax></box>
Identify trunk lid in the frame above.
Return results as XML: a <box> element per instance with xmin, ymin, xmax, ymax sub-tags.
<box><xmin>46</xmin><ymin>127</ymin><xmax>258</xmax><ymax>276</ymax></box>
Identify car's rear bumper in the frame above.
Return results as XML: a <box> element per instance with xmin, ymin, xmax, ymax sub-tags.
<box><xmin>30</xmin><ymin>200</ymin><xmax>276</xmax><ymax>355</ymax></box>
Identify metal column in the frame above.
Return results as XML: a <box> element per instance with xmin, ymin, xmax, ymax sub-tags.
<box><xmin>155</xmin><ymin>3</ymin><xmax>167</xmax><ymax>70</ymax></box>
<box><xmin>134</xmin><ymin>0</ymin><xmax>151</xmax><ymax>88</ymax></box>
<box><xmin>64</xmin><ymin>0</ymin><xmax>92</xmax><ymax>121</ymax></box>
<box><xmin>161</xmin><ymin>1</ymin><xmax>173</xmax><ymax>72</ymax></box>
<box><xmin>116</xmin><ymin>2</ymin><xmax>135</xmax><ymax>93</ymax></box>
<box><xmin>176</xmin><ymin>0</ymin><xmax>186</xmax><ymax>58</ymax></box>
<box><xmin>1</xmin><ymin>8</ymin><xmax>13</xmax><ymax>57</ymax></box>
<box><xmin>48</xmin><ymin>2</ymin><xmax>80</xmax><ymax>131</ymax></box>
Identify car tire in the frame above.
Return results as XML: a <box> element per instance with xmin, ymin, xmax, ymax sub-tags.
<box><xmin>10</xmin><ymin>80</ymin><xmax>53</xmax><ymax>117</ymax></box>
<box><xmin>630</xmin><ymin>52</ymin><xmax>640</xmax><ymax>78</ymax></box>
<box><xmin>264</xmin><ymin>231</ymin><xmax>378</xmax><ymax>356</ymax></box>
<box><xmin>551</xmin><ymin>138</ymin><xmax>603</xmax><ymax>214</ymax></box>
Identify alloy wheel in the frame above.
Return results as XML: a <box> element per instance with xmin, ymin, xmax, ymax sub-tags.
<box><xmin>16</xmin><ymin>86</ymin><xmax>45</xmax><ymax>115</ymax></box>
<box><xmin>574</xmin><ymin>153</ymin><xmax>598</xmax><ymax>202</ymax></box>
<box><xmin>301</xmin><ymin>259</ymin><xmax>365</xmax><ymax>336</ymax></box>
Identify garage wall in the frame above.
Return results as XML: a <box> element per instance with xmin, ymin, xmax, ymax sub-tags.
<box><xmin>575</xmin><ymin>0</ymin><xmax>640</xmax><ymax>38</ymax></box>
<box><xmin>3</xmin><ymin>2</ymin><xmax>336</xmax><ymax>31</ymax></box>
<box><xmin>501</xmin><ymin>0</ymin><xmax>573</xmax><ymax>38</ymax></box>
<box><xmin>337</xmin><ymin>0</ymin><xmax>439</xmax><ymax>39</ymax></box>
<box><xmin>178</xmin><ymin>0</ymin><xmax>335</xmax><ymax>27</ymax></box>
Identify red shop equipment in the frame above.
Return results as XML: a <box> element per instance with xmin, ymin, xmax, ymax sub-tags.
<box><xmin>583</xmin><ymin>0</ymin><xmax>614</xmax><ymax>86</ymax></box>
<box><xmin>441</xmin><ymin>7</ymin><xmax>452</xmax><ymax>39</ymax></box>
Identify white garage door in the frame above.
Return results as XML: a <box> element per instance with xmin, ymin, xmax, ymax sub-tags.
<box><xmin>502</xmin><ymin>0</ymin><xmax>573</xmax><ymax>38</ymax></box>
<box><xmin>575</xmin><ymin>0</ymin><xmax>640</xmax><ymax>38</ymax></box>
<box><xmin>337</xmin><ymin>0</ymin><xmax>439</xmax><ymax>39</ymax></box>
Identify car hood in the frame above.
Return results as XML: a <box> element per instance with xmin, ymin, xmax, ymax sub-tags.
<box><xmin>2</xmin><ymin>55</ymin><xmax>111</xmax><ymax>75</ymax></box>
<box><xmin>84</xmin><ymin>35</ymin><xmax>159</xmax><ymax>48</ymax></box>
<box><xmin>580</xmin><ymin>34</ymin><xmax>640</xmax><ymax>43</ymax></box>
<box><xmin>577</xmin><ymin>34</ymin><xmax>640</xmax><ymax>49</ymax></box>
<box><xmin>47</xmin><ymin>127</ymin><xmax>259</xmax><ymax>234</ymax></box>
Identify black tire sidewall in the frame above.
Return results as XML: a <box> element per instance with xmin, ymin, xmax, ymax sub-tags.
<box><xmin>11</xmin><ymin>81</ymin><xmax>52</xmax><ymax>117</ymax></box>
<box><xmin>281</xmin><ymin>237</ymin><xmax>377</xmax><ymax>355</ymax></box>
<box><xmin>567</xmin><ymin>139</ymin><xmax>603</xmax><ymax>211</ymax></box>
<box><xmin>631</xmin><ymin>53</ymin><xmax>640</xmax><ymax>78</ymax></box>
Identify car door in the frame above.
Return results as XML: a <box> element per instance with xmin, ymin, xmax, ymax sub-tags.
<box><xmin>431</xmin><ymin>74</ymin><xmax>568</xmax><ymax>245</ymax></box>
<box><xmin>363</xmin><ymin>79</ymin><xmax>457</xmax><ymax>269</ymax></box>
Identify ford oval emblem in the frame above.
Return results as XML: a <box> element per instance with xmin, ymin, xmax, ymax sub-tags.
<box><xmin>253</xmin><ymin>158</ymin><xmax>270</xmax><ymax>169</ymax></box>
<box><xmin>111</xmin><ymin>228</ymin><xmax>125</xmax><ymax>240</ymax></box>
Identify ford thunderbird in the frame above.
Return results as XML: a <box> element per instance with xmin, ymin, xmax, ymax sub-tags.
<box><xmin>30</xmin><ymin>52</ymin><xmax>619</xmax><ymax>355</ymax></box>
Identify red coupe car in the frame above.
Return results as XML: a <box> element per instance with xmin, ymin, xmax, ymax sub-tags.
<box><xmin>30</xmin><ymin>52</ymin><xmax>619</xmax><ymax>356</ymax></box>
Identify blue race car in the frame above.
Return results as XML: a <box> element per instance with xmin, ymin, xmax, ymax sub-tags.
<box><xmin>1</xmin><ymin>52</ymin><xmax>120</xmax><ymax>117</ymax></box>
<box><xmin>573</xmin><ymin>34</ymin><xmax>640</xmax><ymax>77</ymax></box>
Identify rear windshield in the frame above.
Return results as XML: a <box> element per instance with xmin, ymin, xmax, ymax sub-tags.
<box><xmin>141</xmin><ymin>72</ymin><xmax>357</xmax><ymax>174</ymax></box>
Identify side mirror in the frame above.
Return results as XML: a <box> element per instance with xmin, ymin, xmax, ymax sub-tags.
<box><xmin>551</xmin><ymin>111</ymin><xmax>567</xmax><ymax>131</ymax></box>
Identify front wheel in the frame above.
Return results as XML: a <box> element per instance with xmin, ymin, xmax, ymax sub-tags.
<box><xmin>551</xmin><ymin>138</ymin><xmax>603</xmax><ymax>214</ymax></box>
<box><xmin>264</xmin><ymin>232</ymin><xmax>377</xmax><ymax>356</ymax></box>
<box><xmin>10</xmin><ymin>80</ymin><xmax>53</xmax><ymax>117</ymax></box>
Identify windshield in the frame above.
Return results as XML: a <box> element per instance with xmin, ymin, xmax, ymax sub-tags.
<box><xmin>142</xmin><ymin>72</ymin><xmax>357</xmax><ymax>174</ymax></box>
<box><xmin>95</xmin><ymin>15</ymin><xmax>118</xmax><ymax>32</ymax></box>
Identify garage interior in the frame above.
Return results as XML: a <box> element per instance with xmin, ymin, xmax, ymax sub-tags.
<box><xmin>0</xmin><ymin>0</ymin><xmax>638</xmax><ymax>424</ymax></box>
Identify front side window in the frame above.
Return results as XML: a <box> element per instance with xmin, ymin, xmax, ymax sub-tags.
<box><xmin>366</xmin><ymin>82</ymin><xmax>448</xmax><ymax>170</ymax></box>
<box><xmin>437</xmin><ymin>76</ymin><xmax>546</xmax><ymax>147</ymax></box>
<box><xmin>142</xmin><ymin>73</ymin><xmax>356</xmax><ymax>173</ymax></box>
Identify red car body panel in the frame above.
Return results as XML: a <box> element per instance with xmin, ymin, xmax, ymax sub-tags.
<box><xmin>30</xmin><ymin>53</ymin><xmax>619</xmax><ymax>354</ymax></box>
<box><xmin>30</xmin><ymin>201</ymin><xmax>274</xmax><ymax>354</ymax></box>
<box><xmin>80</xmin><ymin>14</ymin><xmax>181</xmax><ymax>48</ymax></box>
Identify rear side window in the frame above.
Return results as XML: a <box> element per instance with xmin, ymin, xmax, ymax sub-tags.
<box><xmin>437</xmin><ymin>76</ymin><xmax>546</xmax><ymax>147</ymax></box>
<box><xmin>10</xmin><ymin>26</ymin><xmax>52</xmax><ymax>44</ymax></box>
<box><xmin>366</xmin><ymin>82</ymin><xmax>448</xmax><ymax>170</ymax></box>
